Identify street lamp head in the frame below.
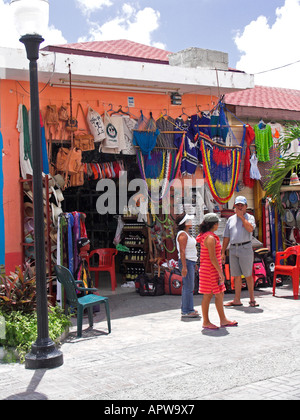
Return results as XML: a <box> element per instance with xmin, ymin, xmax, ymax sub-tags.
<box><xmin>10</xmin><ymin>0</ymin><xmax>49</xmax><ymax>37</ymax></box>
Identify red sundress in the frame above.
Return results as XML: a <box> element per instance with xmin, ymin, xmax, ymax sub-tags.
<box><xmin>196</xmin><ymin>231</ymin><xmax>226</xmax><ymax>295</ymax></box>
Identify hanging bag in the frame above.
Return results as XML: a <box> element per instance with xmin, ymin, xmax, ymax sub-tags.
<box><xmin>45</xmin><ymin>104</ymin><xmax>59</xmax><ymax>138</ymax></box>
<box><xmin>74</xmin><ymin>133</ymin><xmax>94</xmax><ymax>151</ymax></box>
<box><xmin>58</xmin><ymin>105</ymin><xmax>69</xmax><ymax>122</ymax></box>
<box><xmin>102</xmin><ymin>111</ymin><xmax>119</xmax><ymax>152</ymax></box>
<box><xmin>66</xmin><ymin>147</ymin><xmax>82</xmax><ymax>174</ymax></box>
<box><xmin>70</xmin><ymin>165</ymin><xmax>85</xmax><ymax>187</ymax></box>
<box><xmin>73</xmin><ymin>104</ymin><xmax>95</xmax><ymax>151</ymax></box>
<box><xmin>56</xmin><ymin>147</ymin><xmax>70</xmax><ymax>172</ymax></box>
<box><xmin>87</xmin><ymin>106</ymin><xmax>106</xmax><ymax>143</ymax></box>
<box><xmin>45</xmin><ymin>105</ymin><xmax>59</xmax><ymax>126</ymax></box>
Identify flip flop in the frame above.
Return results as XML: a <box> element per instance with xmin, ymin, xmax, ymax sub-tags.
<box><xmin>224</xmin><ymin>301</ymin><xmax>243</xmax><ymax>307</ymax></box>
<box><xmin>221</xmin><ymin>321</ymin><xmax>238</xmax><ymax>328</ymax></box>
<box><xmin>249</xmin><ymin>301</ymin><xmax>259</xmax><ymax>307</ymax></box>
<box><xmin>202</xmin><ymin>324</ymin><xmax>219</xmax><ymax>330</ymax></box>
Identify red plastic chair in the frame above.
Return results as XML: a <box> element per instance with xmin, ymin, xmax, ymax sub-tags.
<box><xmin>88</xmin><ymin>249</ymin><xmax>118</xmax><ymax>291</ymax></box>
<box><xmin>273</xmin><ymin>246</ymin><xmax>300</xmax><ymax>300</ymax></box>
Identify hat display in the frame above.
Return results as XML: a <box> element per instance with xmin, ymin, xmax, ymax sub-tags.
<box><xmin>234</xmin><ymin>196</ymin><xmax>247</xmax><ymax>206</ymax></box>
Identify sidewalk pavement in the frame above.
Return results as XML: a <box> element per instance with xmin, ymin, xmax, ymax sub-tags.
<box><xmin>1</xmin><ymin>279</ymin><xmax>300</xmax><ymax>401</ymax></box>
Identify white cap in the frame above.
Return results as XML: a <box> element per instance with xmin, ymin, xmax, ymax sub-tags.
<box><xmin>179</xmin><ymin>214</ymin><xmax>195</xmax><ymax>225</ymax></box>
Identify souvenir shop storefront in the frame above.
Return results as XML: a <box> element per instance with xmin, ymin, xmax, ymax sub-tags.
<box><xmin>0</xmin><ymin>42</ymin><xmax>256</xmax><ymax>300</ymax></box>
<box><xmin>225</xmin><ymin>86</ymin><xmax>300</xmax><ymax>263</ymax></box>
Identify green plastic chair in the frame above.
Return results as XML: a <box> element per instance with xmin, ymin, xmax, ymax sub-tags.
<box><xmin>54</xmin><ymin>265</ymin><xmax>111</xmax><ymax>338</ymax></box>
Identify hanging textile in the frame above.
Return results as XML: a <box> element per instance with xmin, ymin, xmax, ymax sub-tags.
<box><xmin>17</xmin><ymin>104</ymin><xmax>33</xmax><ymax>179</ymax></box>
<box><xmin>174</xmin><ymin>118</ymin><xmax>199</xmax><ymax>175</ymax></box>
<box><xmin>56</xmin><ymin>211</ymin><xmax>88</xmax><ymax>305</ymax></box>
<box><xmin>196</xmin><ymin>99</ymin><xmax>246</xmax><ymax>205</ymax></box>
<box><xmin>40</xmin><ymin>112</ymin><xmax>49</xmax><ymax>175</ymax></box>
<box><xmin>136</xmin><ymin>134</ymin><xmax>184</xmax><ymax>202</ymax></box>
<box><xmin>254</xmin><ymin>124</ymin><xmax>273</xmax><ymax>162</ymax></box>
<box><xmin>0</xmin><ymin>131</ymin><xmax>4</xmax><ymax>266</ymax></box>
<box><xmin>250</xmin><ymin>154</ymin><xmax>261</xmax><ymax>181</ymax></box>
<box><xmin>243</xmin><ymin>125</ymin><xmax>255</xmax><ymax>188</ymax></box>
<box><xmin>133</xmin><ymin>128</ymin><xmax>160</xmax><ymax>159</ymax></box>
<box><xmin>200</xmin><ymin>131</ymin><xmax>242</xmax><ymax>205</ymax></box>
<box><xmin>210</xmin><ymin>105</ymin><xmax>228</xmax><ymax>144</ymax></box>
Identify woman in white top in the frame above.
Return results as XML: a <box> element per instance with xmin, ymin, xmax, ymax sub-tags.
<box><xmin>176</xmin><ymin>213</ymin><xmax>199</xmax><ymax>318</ymax></box>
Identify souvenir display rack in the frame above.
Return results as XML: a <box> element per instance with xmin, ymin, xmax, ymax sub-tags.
<box><xmin>19</xmin><ymin>175</ymin><xmax>54</xmax><ymax>300</ymax></box>
<box><xmin>120</xmin><ymin>215</ymin><xmax>149</xmax><ymax>282</ymax></box>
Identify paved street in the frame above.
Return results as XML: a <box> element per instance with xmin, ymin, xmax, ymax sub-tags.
<box><xmin>1</xmin><ymin>278</ymin><xmax>300</xmax><ymax>401</ymax></box>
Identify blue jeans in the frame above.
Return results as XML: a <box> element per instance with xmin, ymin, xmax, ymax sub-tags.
<box><xmin>178</xmin><ymin>259</ymin><xmax>196</xmax><ymax>315</ymax></box>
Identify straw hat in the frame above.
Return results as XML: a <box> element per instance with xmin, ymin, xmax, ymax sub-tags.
<box><xmin>285</xmin><ymin>209</ymin><xmax>296</xmax><ymax>227</ymax></box>
<box><xmin>54</xmin><ymin>174</ymin><xmax>65</xmax><ymax>189</ymax></box>
<box><xmin>50</xmin><ymin>230</ymin><xmax>57</xmax><ymax>244</ymax></box>
<box><xmin>24</xmin><ymin>217</ymin><xmax>34</xmax><ymax>235</ymax></box>
<box><xmin>290</xmin><ymin>172</ymin><xmax>300</xmax><ymax>186</ymax></box>
<box><xmin>24</xmin><ymin>202</ymin><xmax>34</xmax><ymax>218</ymax></box>
<box><xmin>47</xmin><ymin>175</ymin><xmax>56</xmax><ymax>189</ymax></box>
<box><xmin>51</xmin><ymin>187</ymin><xmax>64</xmax><ymax>207</ymax></box>
<box><xmin>51</xmin><ymin>203</ymin><xmax>63</xmax><ymax>227</ymax></box>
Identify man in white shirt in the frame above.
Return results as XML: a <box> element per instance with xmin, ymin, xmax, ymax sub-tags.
<box><xmin>221</xmin><ymin>196</ymin><xmax>259</xmax><ymax>307</ymax></box>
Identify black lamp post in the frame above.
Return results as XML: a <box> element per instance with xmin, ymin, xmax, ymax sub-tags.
<box><xmin>10</xmin><ymin>0</ymin><xmax>63</xmax><ymax>369</ymax></box>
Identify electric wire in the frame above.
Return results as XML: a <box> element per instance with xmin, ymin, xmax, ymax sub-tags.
<box><xmin>253</xmin><ymin>58</ymin><xmax>300</xmax><ymax>75</ymax></box>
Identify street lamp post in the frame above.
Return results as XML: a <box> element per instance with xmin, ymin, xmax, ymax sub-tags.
<box><xmin>10</xmin><ymin>0</ymin><xmax>63</xmax><ymax>369</ymax></box>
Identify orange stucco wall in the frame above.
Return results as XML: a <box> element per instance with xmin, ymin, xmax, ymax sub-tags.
<box><xmin>0</xmin><ymin>77</ymin><xmax>217</xmax><ymax>272</ymax></box>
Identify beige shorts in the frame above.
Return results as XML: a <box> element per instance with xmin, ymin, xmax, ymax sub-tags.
<box><xmin>229</xmin><ymin>243</ymin><xmax>254</xmax><ymax>277</ymax></box>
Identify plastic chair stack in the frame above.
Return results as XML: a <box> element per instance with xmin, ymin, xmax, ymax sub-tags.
<box><xmin>87</xmin><ymin>248</ymin><xmax>118</xmax><ymax>291</ymax></box>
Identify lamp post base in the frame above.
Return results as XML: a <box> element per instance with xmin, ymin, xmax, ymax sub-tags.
<box><xmin>25</xmin><ymin>338</ymin><xmax>63</xmax><ymax>370</ymax></box>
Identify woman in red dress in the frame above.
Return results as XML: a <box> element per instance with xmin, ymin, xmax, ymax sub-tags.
<box><xmin>197</xmin><ymin>213</ymin><xmax>238</xmax><ymax>330</ymax></box>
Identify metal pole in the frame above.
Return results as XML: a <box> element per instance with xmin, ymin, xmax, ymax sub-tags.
<box><xmin>20</xmin><ymin>34</ymin><xmax>63</xmax><ymax>370</ymax></box>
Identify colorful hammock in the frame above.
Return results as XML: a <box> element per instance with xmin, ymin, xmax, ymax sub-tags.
<box><xmin>200</xmin><ymin>131</ymin><xmax>242</xmax><ymax>205</ymax></box>
<box><xmin>136</xmin><ymin>134</ymin><xmax>185</xmax><ymax>202</ymax></box>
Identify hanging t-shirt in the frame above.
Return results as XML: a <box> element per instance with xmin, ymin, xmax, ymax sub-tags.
<box><xmin>243</xmin><ymin>125</ymin><xmax>255</xmax><ymax>188</ymax></box>
<box><xmin>254</xmin><ymin>124</ymin><xmax>273</xmax><ymax>162</ymax></box>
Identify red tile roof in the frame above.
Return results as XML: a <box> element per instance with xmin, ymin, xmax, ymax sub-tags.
<box><xmin>225</xmin><ymin>85</ymin><xmax>300</xmax><ymax>112</ymax></box>
<box><xmin>43</xmin><ymin>39</ymin><xmax>171</xmax><ymax>65</ymax></box>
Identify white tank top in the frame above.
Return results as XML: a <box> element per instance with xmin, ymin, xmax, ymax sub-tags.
<box><xmin>176</xmin><ymin>231</ymin><xmax>198</xmax><ymax>262</ymax></box>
